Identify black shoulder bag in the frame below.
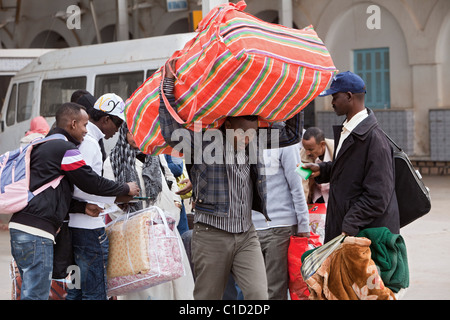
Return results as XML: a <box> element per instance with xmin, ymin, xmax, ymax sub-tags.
<box><xmin>383</xmin><ymin>131</ymin><xmax>431</xmax><ymax>228</ymax></box>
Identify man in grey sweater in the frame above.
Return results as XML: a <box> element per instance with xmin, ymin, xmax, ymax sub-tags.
<box><xmin>252</xmin><ymin>142</ymin><xmax>310</xmax><ymax>300</ymax></box>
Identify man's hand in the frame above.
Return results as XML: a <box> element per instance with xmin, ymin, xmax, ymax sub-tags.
<box><xmin>164</xmin><ymin>59</ymin><xmax>177</xmax><ymax>80</ymax></box>
<box><xmin>85</xmin><ymin>203</ymin><xmax>104</xmax><ymax>217</ymax></box>
<box><xmin>297</xmin><ymin>232</ymin><xmax>311</xmax><ymax>238</ymax></box>
<box><xmin>127</xmin><ymin>182</ymin><xmax>140</xmax><ymax>197</ymax></box>
<box><xmin>175</xmin><ymin>179</ymin><xmax>193</xmax><ymax>196</ymax></box>
<box><xmin>302</xmin><ymin>163</ymin><xmax>321</xmax><ymax>179</ymax></box>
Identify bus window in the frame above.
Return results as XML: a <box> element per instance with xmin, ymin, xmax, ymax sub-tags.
<box><xmin>6</xmin><ymin>84</ymin><xmax>17</xmax><ymax>126</ymax></box>
<box><xmin>0</xmin><ymin>75</ymin><xmax>13</xmax><ymax>113</ymax></box>
<box><xmin>146</xmin><ymin>69</ymin><xmax>157</xmax><ymax>79</ymax></box>
<box><xmin>95</xmin><ymin>71</ymin><xmax>144</xmax><ymax>101</ymax></box>
<box><xmin>17</xmin><ymin>82</ymin><xmax>35</xmax><ymax>123</ymax></box>
<box><xmin>41</xmin><ymin>77</ymin><xmax>87</xmax><ymax>117</ymax></box>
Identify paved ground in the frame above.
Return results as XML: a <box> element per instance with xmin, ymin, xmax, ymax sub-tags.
<box><xmin>0</xmin><ymin>175</ymin><xmax>448</xmax><ymax>300</ymax></box>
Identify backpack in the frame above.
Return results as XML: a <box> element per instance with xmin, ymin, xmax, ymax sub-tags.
<box><xmin>383</xmin><ymin>131</ymin><xmax>431</xmax><ymax>227</ymax></box>
<box><xmin>0</xmin><ymin>134</ymin><xmax>66</xmax><ymax>214</ymax></box>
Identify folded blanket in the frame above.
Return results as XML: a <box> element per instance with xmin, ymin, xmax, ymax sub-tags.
<box><xmin>357</xmin><ymin>227</ymin><xmax>409</xmax><ymax>293</ymax></box>
<box><xmin>305</xmin><ymin>237</ymin><xmax>396</xmax><ymax>300</ymax></box>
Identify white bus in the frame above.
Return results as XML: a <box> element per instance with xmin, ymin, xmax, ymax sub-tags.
<box><xmin>0</xmin><ymin>49</ymin><xmax>53</xmax><ymax>113</ymax></box>
<box><xmin>0</xmin><ymin>32</ymin><xmax>195</xmax><ymax>154</ymax></box>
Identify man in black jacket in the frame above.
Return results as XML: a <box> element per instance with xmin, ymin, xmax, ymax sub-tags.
<box><xmin>9</xmin><ymin>102</ymin><xmax>139</xmax><ymax>300</ymax></box>
<box><xmin>303</xmin><ymin>72</ymin><xmax>399</xmax><ymax>243</ymax></box>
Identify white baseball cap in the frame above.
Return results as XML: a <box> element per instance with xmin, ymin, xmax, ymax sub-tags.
<box><xmin>93</xmin><ymin>93</ymin><xmax>125</xmax><ymax>121</ymax></box>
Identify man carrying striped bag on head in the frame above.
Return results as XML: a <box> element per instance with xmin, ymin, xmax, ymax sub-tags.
<box><xmin>8</xmin><ymin>102</ymin><xmax>140</xmax><ymax>300</ymax></box>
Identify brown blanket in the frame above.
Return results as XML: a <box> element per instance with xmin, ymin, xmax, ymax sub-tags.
<box><xmin>306</xmin><ymin>237</ymin><xmax>396</xmax><ymax>300</ymax></box>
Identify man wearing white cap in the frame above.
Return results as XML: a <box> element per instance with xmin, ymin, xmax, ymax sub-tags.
<box><xmin>67</xmin><ymin>93</ymin><xmax>128</xmax><ymax>300</ymax></box>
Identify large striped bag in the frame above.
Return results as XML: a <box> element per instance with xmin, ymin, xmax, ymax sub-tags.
<box><xmin>126</xmin><ymin>0</ymin><xmax>337</xmax><ymax>155</ymax></box>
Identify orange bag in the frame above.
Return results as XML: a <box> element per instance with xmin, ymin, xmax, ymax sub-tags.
<box><xmin>288</xmin><ymin>233</ymin><xmax>322</xmax><ymax>300</ymax></box>
<box><xmin>126</xmin><ymin>1</ymin><xmax>337</xmax><ymax>155</ymax></box>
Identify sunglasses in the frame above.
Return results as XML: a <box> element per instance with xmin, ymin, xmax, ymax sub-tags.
<box><xmin>109</xmin><ymin>115</ymin><xmax>124</xmax><ymax>128</ymax></box>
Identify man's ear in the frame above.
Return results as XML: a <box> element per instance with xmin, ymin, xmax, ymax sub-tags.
<box><xmin>101</xmin><ymin>116</ymin><xmax>109</xmax><ymax>124</ymax></box>
<box><xmin>70</xmin><ymin>119</ymin><xmax>77</xmax><ymax>129</ymax></box>
<box><xmin>347</xmin><ymin>92</ymin><xmax>353</xmax><ymax>101</ymax></box>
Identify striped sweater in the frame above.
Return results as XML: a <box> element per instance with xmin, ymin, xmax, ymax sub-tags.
<box><xmin>9</xmin><ymin>128</ymin><xmax>129</xmax><ymax>236</ymax></box>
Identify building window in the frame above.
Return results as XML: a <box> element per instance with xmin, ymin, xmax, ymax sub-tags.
<box><xmin>354</xmin><ymin>48</ymin><xmax>390</xmax><ymax>109</ymax></box>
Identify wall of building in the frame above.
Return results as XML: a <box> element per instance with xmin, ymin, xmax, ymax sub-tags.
<box><xmin>1</xmin><ymin>0</ymin><xmax>449</xmax><ymax>158</ymax></box>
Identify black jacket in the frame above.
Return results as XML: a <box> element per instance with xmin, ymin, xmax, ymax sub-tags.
<box><xmin>9</xmin><ymin>128</ymin><xmax>129</xmax><ymax>236</ymax></box>
<box><xmin>316</xmin><ymin>109</ymin><xmax>400</xmax><ymax>243</ymax></box>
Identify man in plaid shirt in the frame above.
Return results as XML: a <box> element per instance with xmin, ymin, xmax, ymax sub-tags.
<box><xmin>159</xmin><ymin>61</ymin><xmax>302</xmax><ymax>300</ymax></box>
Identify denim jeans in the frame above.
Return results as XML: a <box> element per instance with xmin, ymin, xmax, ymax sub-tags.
<box><xmin>66</xmin><ymin>227</ymin><xmax>109</xmax><ymax>300</ymax></box>
<box><xmin>10</xmin><ymin>229</ymin><xmax>54</xmax><ymax>300</ymax></box>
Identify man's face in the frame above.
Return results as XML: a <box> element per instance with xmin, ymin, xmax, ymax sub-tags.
<box><xmin>70</xmin><ymin>109</ymin><xmax>89</xmax><ymax>143</ymax></box>
<box><xmin>102</xmin><ymin>116</ymin><xmax>123</xmax><ymax>139</ymax></box>
<box><xmin>331</xmin><ymin>92</ymin><xmax>351</xmax><ymax>117</ymax></box>
<box><xmin>225</xmin><ymin>117</ymin><xmax>258</xmax><ymax>151</ymax></box>
<box><xmin>302</xmin><ymin>137</ymin><xmax>325</xmax><ymax>161</ymax></box>
<box><xmin>126</xmin><ymin>131</ymin><xmax>139</xmax><ymax>150</ymax></box>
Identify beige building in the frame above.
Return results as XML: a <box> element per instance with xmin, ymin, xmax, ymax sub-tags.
<box><xmin>1</xmin><ymin>0</ymin><xmax>449</xmax><ymax>159</ymax></box>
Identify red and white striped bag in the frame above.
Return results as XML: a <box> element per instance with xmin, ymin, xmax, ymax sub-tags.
<box><xmin>125</xmin><ymin>1</ymin><xmax>337</xmax><ymax>155</ymax></box>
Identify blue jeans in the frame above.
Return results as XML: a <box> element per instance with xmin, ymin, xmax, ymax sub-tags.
<box><xmin>66</xmin><ymin>227</ymin><xmax>109</xmax><ymax>300</ymax></box>
<box><xmin>177</xmin><ymin>203</ymin><xmax>189</xmax><ymax>236</ymax></box>
<box><xmin>10</xmin><ymin>229</ymin><xmax>54</xmax><ymax>300</ymax></box>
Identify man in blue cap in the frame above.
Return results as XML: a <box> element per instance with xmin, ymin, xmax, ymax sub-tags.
<box><xmin>303</xmin><ymin>71</ymin><xmax>400</xmax><ymax>243</ymax></box>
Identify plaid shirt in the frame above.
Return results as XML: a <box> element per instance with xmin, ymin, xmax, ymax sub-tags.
<box><xmin>159</xmin><ymin>79</ymin><xmax>302</xmax><ymax>224</ymax></box>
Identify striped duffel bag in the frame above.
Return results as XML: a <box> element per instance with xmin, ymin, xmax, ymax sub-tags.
<box><xmin>125</xmin><ymin>0</ymin><xmax>337</xmax><ymax>155</ymax></box>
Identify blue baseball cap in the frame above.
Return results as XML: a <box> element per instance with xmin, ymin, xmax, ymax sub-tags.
<box><xmin>319</xmin><ymin>71</ymin><xmax>367</xmax><ymax>97</ymax></box>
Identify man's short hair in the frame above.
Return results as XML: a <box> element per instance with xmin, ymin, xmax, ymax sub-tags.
<box><xmin>70</xmin><ymin>90</ymin><xmax>90</xmax><ymax>103</ymax></box>
<box><xmin>71</xmin><ymin>90</ymin><xmax>96</xmax><ymax>113</ymax></box>
<box><xmin>55</xmin><ymin>102</ymin><xmax>86</xmax><ymax>128</ymax></box>
<box><xmin>303</xmin><ymin>127</ymin><xmax>325</xmax><ymax>143</ymax></box>
<box><xmin>88</xmin><ymin>107</ymin><xmax>110</xmax><ymax>122</ymax></box>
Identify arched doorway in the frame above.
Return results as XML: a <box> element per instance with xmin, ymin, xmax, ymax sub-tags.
<box><xmin>91</xmin><ymin>24</ymin><xmax>134</xmax><ymax>44</ymax></box>
<box><xmin>164</xmin><ymin>18</ymin><xmax>189</xmax><ymax>35</ymax></box>
<box><xmin>29</xmin><ymin>30</ymin><xmax>69</xmax><ymax>48</ymax></box>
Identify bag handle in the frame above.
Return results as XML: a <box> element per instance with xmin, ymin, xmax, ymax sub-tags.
<box><xmin>160</xmin><ymin>2</ymin><xmax>244</xmax><ymax>125</ymax></box>
<box><xmin>380</xmin><ymin>128</ymin><xmax>402</xmax><ymax>152</ymax></box>
<box><xmin>30</xmin><ymin>133</ymin><xmax>67</xmax><ymax>195</ymax></box>
<box><xmin>196</xmin><ymin>0</ymin><xmax>246</xmax><ymax>32</ymax></box>
<box><xmin>160</xmin><ymin>61</ymin><xmax>189</xmax><ymax>125</ymax></box>
<box><xmin>151</xmin><ymin>205</ymin><xmax>174</xmax><ymax>237</ymax></box>
<box><xmin>160</xmin><ymin>37</ymin><xmax>222</xmax><ymax>126</ymax></box>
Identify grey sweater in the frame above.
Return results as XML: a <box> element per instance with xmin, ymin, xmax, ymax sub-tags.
<box><xmin>252</xmin><ymin>143</ymin><xmax>309</xmax><ymax>233</ymax></box>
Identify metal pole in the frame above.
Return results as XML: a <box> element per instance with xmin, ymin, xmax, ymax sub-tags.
<box><xmin>117</xmin><ymin>0</ymin><xmax>129</xmax><ymax>41</ymax></box>
<box><xmin>279</xmin><ymin>0</ymin><xmax>293</xmax><ymax>28</ymax></box>
<box><xmin>90</xmin><ymin>0</ymin><xmax>102</xmax><ymax>43</ymax></box>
